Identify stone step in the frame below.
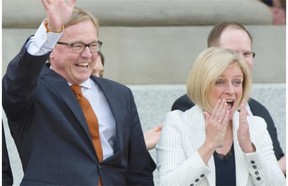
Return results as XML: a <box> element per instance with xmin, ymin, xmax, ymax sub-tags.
<box><xmin>3</xmin><ymin>25</ymin><xmax>285</xmax><ymax>84</ymax></box>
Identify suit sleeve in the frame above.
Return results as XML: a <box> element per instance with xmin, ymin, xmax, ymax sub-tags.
<box><xmin>157</xmin><ymin>111</ymin><xmax>211</xmax><ymax>186</ymax></box>
<box><xmin>125</xmin><ymin>89</ymin><xmax>156</xmax><ymax>185</ymax></box>
<box><xmin>2</xmin><ymin>124</ymin><xmax>13</xmax><ymax>186</ymax></box>
<box><xmin>244</xmin><ymin>117</ymin><xmax>285</xmax><ymax>185</ymax></box>
<box><xmin>2</xmin><ymin>41</ymin><xmax>49</xmax><ymax>121</ymax></box>
<box><xmin>248</xmin><ymin>98</ymin><xmax>284</xmax><ymax>160</ymax></box>
<box><xmin>171</xmin><ymin>94</ymin><xmax>195</xmax><ymax>112</ymax></box>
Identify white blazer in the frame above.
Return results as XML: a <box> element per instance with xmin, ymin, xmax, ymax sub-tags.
<box><xmin>156</xmin><ymin>105</ymin><xmax>285</xmax><ymax>186</ymax></box>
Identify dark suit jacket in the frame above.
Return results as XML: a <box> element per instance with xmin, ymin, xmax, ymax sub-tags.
<box><xmin>2</xmin><ymin>124</ymin><xmax>13</xmax><ymax>186</ymax></box>
<box><xmin>2</xmin><ymin>43</ymin><xmax>155</xmax><ymax>185</ymax></box>
<box><xmin>171</xmin><ymin>94</ymin><xmax>284</xmax><ymax>160</ymax></box>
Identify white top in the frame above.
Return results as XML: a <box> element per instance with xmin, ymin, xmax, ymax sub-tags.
<box><xmin>156</xmin><ymin>105</ymin><xmax>285</xmax><ymax>186</ymax></box>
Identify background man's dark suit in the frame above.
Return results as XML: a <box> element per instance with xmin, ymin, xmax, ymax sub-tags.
<box><xmin>2</xmin><ymin>43</ymin><xmax>155</xmax><ymax>185</ymax></box>
<box><xmin>171</xmin><ymin>94</ymin><xmax>284</xmax><ymax>160</ymax></box>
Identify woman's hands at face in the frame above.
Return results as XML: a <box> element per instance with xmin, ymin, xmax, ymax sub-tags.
<box><xmin>203</xmin><ymin>99</ymin><xmax>230</xmax><ymax>149</ymax></box>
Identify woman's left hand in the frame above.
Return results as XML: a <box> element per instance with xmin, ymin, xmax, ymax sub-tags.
<box><xmin>238</xmin><ymin>100</ymin><xmax>255</xmax><ymax>153</ymax></box>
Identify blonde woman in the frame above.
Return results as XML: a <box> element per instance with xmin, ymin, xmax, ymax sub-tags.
<box><xmin>157</xmin><ymin>47</ymin><xmax>285</xmax><ymax>185</ymax></box>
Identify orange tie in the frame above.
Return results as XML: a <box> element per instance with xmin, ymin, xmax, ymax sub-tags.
<box><xmin>71</xmin><ymin>85</ymin><xmax>103</xmax><ymax>161</ymax></box>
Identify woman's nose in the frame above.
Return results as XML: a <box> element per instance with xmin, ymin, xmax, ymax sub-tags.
<box><xmin>225</xmin><ymin>82</ymin><xmax>235</xmax><ymax>94</ymax></box>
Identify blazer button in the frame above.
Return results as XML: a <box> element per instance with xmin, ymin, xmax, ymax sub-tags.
<box><xmin>98</xmin><ymin>164</ymin><xmax>102</xmax><ymax>169</ymax></box>
<box><xmin>255</xmin><ymin>171</ymin><xmax>259</xmax><ymax>175</ymax></box>
<box><xmin>190</xmin><ymin>184</ymin><xmax>194</xmax><ymax>186</ymax></box>
<box><xmin>256</xmin><ymin>177</ymin><xmax>261</xmax><ymax>181</ymax></box>
<box><xmin>252</xmin><ymin>165</ymin><xmax>257</xmax><ymax>169</ymax></box>
<box><xmin>250</xmin><ymin>160</ymin><xmax>255</xmax><ymax>164</ymax></box>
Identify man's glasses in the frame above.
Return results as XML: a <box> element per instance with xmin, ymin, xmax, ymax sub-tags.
<box><xmin>236</xmin><ymin>51</ymin><xmax>256</xmax><ymax>58</ymax></box>
<box><xmin>57</xmin><ymin>41</ymin><xmax>103</xmax><ymax>53</ymax></box>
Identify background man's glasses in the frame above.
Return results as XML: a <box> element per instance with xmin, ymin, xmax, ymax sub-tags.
<box><xmin>236</xmin><ymin>50</ymin><xmax>256</xmax><ymax>58</ymax></box>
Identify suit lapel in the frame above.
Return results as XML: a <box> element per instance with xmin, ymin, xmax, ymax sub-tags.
<box><xmin>91</xmin><ymin>77</ymin><xmax>123</xmax><ymax>153</ymax></box>
<box><xmin>41</xmin><ymin>67</ymin><xmax>94</xmax><ymax>148</ymax></box>
<box><xmin>43</xmin><ymin>70</ymin><xmax>126</xmax><ymax>160</ymax></box>
<box><xmin>186</xmin><ymin>106</ymin><xmax>216</xmax><ymax>185</ymax></box>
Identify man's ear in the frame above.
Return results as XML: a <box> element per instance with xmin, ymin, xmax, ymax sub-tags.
<box><xmin>49</xmin><ymin>52</ymin><xmax>54</xmax><ymax>59</ymax></box>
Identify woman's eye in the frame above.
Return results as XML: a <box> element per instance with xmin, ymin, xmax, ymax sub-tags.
<box><xmin>232</xmin><ymin>80</ymin><xmax>242</xmax><ymax>86</ymax></box>
<box><xmin>215</xmin><ymin>80</ymin><xmax>225</xmax><ymax>85</ymax></box>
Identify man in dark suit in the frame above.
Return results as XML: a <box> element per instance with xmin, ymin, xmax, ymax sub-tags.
<box><xmin>2</xmin><ymin>0</ymin><xmax>155</xmax><ymax>185</ymax></box>
<box><xmin>171</xmin><ymin>22</ymin><xmax>285</xmax><ymax>174</ymax></box>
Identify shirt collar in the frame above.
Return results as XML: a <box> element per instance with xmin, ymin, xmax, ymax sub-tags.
<box><xmin>68</xmin><ymin>78</ymin><xmax>93</xmax><ymax>90</ymax></box>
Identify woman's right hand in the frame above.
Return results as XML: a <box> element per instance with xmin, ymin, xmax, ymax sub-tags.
<box><xmin>203</xmin><ymin>99</ymin><xmax>230</xmax><ymax>149</ymax></box>
<box><xmin>198</xmin><ymin>99</ymin><xmax>230</xmax><ymax>164</ymax></box>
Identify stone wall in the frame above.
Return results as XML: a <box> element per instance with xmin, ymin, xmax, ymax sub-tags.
<box><xmin>3</xmin><ymin>0</ymin><xmax>286</xmax><ymax>84</ymax></box>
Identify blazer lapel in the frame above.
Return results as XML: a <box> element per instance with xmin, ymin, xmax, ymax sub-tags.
<box><xmin>41</xmin><ymin>67</ymin><xmax>94</xmax><ymax>149</ymax></box>
<box><xmin>185</xmin><ymin>106</ymin><xmax>216</xmax><ymax>185</ymax></box>
<box><xmin>91</xmin><ymin>77</ymin><xmax>123</xmax><ymax>153</ymax></box>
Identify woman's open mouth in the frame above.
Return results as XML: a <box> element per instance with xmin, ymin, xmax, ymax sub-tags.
<box><xmin>226</xmin><ymin>99</ymin><xmax>234</xmax><ymax>110</ymax></box>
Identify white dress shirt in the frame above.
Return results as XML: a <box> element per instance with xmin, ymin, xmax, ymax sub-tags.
<box><xmin>78</xmin><ymin>79</ymin><xmax>116</xmax><ymax>160</ymax></box>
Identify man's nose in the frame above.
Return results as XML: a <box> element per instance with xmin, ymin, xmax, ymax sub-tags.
<box><xmin>81</xmin><ymin>46</ymin><xmax>93</xmax><ymax>58</ymax></box>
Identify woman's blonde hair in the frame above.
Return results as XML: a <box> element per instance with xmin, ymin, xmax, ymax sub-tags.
<box><xmin>187</xmin><ymin>47</ymin><xmax>251</xmax><ymax>111</ymax></box>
